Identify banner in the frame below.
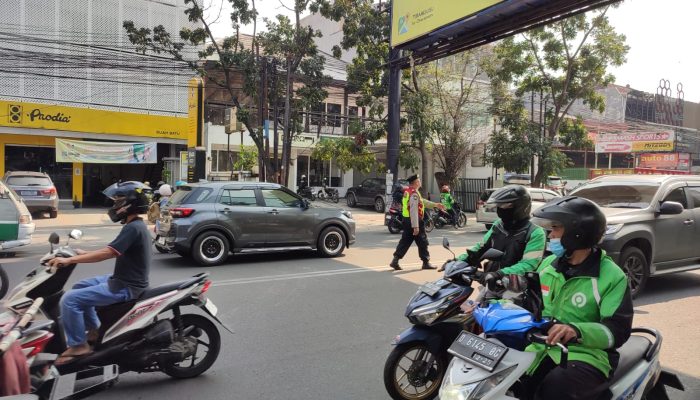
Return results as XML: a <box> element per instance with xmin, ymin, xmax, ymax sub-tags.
<box><xmin>56</xmin><ymin>139</ymin><xmax>157</xmax><ymax>164</ymax></box>
<box><xmin>637</xmin><ymin>153</ymin><xmax>690</xmax><ymax>170</ymax></box>
<box><xmin>589</xmin><ymin>168</ymin><xmax>635</xmax><ymax>179</ymax></box>
<box><xmin>595</xmin><ymin>131</ymin><xmax>674</xmax><ymax>153</ymax></box>
<box><xmin>391</xmin><ymin>0</ymin><xmax>503</xmax><ymax>47</ymax></box>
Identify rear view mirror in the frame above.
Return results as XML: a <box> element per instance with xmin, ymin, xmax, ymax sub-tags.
<box><xmin>659</xmin><ymin>201</ymin><xmax>683</xmax><ymax>215</ymax></box>
<box><xmin>69</xmin><ymin>230</ymin><xmax>83</xmax><ymax>240</ymax></box>
<box><xmin>481</xmin><ymin>248</ymin><xmax>504</xmax><ymax>261</ymax></box>
<box><xmin>48</xmin><ymin>232</ymin><xmax>60</xmax><ymax>245</ymax></box>
<box><xmin>442</xmin><ymin>237</ymin><xmax>450</xmax><ymax>249</ymax></box>
<box><xmin>301</xmin><ymin>199</ymin><xmax>310</xmax><ymax>209</ymax></box>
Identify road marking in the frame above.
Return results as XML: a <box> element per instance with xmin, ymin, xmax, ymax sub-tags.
<box><xmin>211</xmin><ymin>263</ymin><xmax>423</xmax><ymax>287</ymax></box>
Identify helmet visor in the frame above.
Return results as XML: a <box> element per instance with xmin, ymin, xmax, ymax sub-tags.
<box><xmin>531</xmin><ymin>216</ymin><xmax>563</xmax><ymax>231</ymax></box>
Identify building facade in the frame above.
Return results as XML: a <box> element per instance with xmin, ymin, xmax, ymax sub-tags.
<box><xmin>0</xmin><ymin>0</ymin><xmax>200</xmax><ymax>206</ymax></box>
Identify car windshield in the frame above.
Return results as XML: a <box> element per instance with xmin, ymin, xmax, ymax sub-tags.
<box><xmin>6</xmin><ymin>176</ymin><xmax>51</xmax><ymax>186</ymax></box>
<box><xmin>571</xmin><ymin>183</ymin><xmax>659</xmax><ymax>208</ymax></box>
<box><xmin>167</xmin><ymin>186</ymin><xmax>192</xmax><ymax>205</ymax></box>
<box><xmin>548</xmin><ymin>178</ymin><xmax>562</xmax><ymax>185</ymax></box>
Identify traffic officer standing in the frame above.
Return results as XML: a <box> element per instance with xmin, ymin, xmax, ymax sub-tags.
<box><xmin>390</xmin><ymin>175</ymin><xmax>445</xmax><ymax>270</ymax></box>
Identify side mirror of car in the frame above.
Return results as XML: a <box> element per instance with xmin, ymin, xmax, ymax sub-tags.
<box><xmin>659</xmin><ymin>201</ymin><xmax>684</xmax><ymax>215</ymax></box>
<box><xmin>301</xmin><ymin>199</ymin><xmax>310</xmax><ymax>209</ymax></box>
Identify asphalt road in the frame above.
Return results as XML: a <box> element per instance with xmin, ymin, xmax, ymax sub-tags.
<box><xmin>2</xmin><ymin>215</ymin><xmax>698</xmax><ymax>399</ymax></box>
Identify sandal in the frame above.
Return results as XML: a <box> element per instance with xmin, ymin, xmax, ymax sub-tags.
<box><xmin>55</xmin><ymin>350</ymin><xmax>94</xmax><ymax>366</ymax></box>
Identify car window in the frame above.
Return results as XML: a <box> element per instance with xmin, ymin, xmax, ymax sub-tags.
<box><xmin>221</xmin><ymin>189</ymin><xmax>258</xmax><ymax>206</ymax></box>
<box><xmin>167</xmin><ymin>187</ymin><xmax>215</xmax><ymax>205</ymax></box>
<box><xmin>362</xmin><ymin>179</ymin><xmax>375</xmax><ymax>189</ymax></box>
<box><xmin>529</xmin><ymin>191</ymin><xmax>545</xmax><ymax>201</ymax></box>
<box><xmin>686</xmin><ymin>187</ymin><xmax>700</xmax><ymax>208</ymax></box>
<box><xmin>0</xmin><ymin>197</ymin><xmax>18</xmax><ymax>220</ymax></box>
<box><xmin>542</xmin><ymin>192</ymin><xmax>558</xmax><ymax>201</ymax></box>
<box><xmin>664</xmin><ymin>187</ymin><xmax>689</xmax><ymax>209</ymax></box>
<box><xmin>262</xmin><ymin>188</ymin><xmax>302</xmax><ymax>208</ymax></box>
<box><xmin>6</xmin><ymin>176</ymin><xmax>51</xmax><ymax>186</ymax></box>
<box><xmin>572</xmin><ymin>183</ymin><xmax>659</xmax><ymax>208</ymax></box>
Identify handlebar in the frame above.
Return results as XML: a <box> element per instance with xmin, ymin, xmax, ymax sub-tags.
<box><xmin>527</xmin><ymin>330</ymin><xmax>569</xmax><ymax>368</ymax></box>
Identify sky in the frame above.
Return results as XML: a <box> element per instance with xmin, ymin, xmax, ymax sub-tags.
<box><xmin>207</xmin><ymin>0</ymin><xmax>699</xmax><ymax>103</ymax></box>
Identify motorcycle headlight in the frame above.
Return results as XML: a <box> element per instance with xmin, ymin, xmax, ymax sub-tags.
<box><xmin>409</xmin><ymin>295</ymin><xmax>454</xmax><ymax>325</ymax></box>
<box><xmin>439</xmin><ymin>365</ymin><xmax>517</xmax><ymax>400</ymax></box>
<box><xmin>605</xmin><ymin>224</ymin><xmax>623</xmax><ymax>235</ymax></box>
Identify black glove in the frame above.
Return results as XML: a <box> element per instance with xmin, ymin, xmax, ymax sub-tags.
<box><xmin>483</xmin><ymin>270</ymin><xmax>504</xmax><ymax>291</ymax></box>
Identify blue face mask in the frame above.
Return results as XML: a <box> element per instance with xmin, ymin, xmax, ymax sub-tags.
<box><xmin>548</xmin><ymin>238</ymin><xmax>566</xmax><ymax>257</ymax></box>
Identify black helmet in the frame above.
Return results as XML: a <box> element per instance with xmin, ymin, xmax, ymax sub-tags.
<box><xmin>532</xmin><ymin>196</ymin><xmax>606</xmax><ymax>251</ymax></box>
<box><xmin>102</xmin><ymin>181</ymin><xmax>150</xmax><ymax>223</ymax></box>
<box><xmin>487</xmin><ymin>184</ymin><xmax>531</xmax><ymax>224</ymax></box>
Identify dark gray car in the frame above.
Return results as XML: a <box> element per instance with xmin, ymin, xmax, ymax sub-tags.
<box><xmin>155</xmin><ymin>181</ymin><xmax>356</xmax><ymax>266</ymax></box>
<box><xmin>2</xmin><ymin>171</ymin><xmax>59</xmax><ymax>218</ymax></box>
<box><xmin>570</xmin><ymin>174</ymin><xmax>700</xmax><ymax>297</ymax></box>
<box><xmin>346</xmin><ymin>178</ymin><xmax>408</xmax><ymax>213</ymax></box>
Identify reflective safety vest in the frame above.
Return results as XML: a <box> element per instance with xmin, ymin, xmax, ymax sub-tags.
<box><xmin>402</xmin><ymin>187</ymin><xmax>424</xmax><ymax>219</ymax></box>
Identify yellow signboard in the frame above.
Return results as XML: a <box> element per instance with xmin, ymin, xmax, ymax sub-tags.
<box><xmin>391</xmin><ymin>0</ymin><xmax>504</xmax><ymax>47</ymax></box>
<box><xmin>631</xmin><ymin>141</ymin><xmax>674</xmax><ymax>152</ymax></box>
<box><xmin>0</xmin><ymin>99</ymin><xmax>190</xmax><ymax>141</ymax></box>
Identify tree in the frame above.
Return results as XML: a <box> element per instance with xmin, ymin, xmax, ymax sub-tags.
<box><xmin>123</xmin><ymin>0</ymin><xmax>330</xmax><ymax>185</ymax></box>
<box><xmin>487</xmin><ymin>6</ymin><xmax>628</xmax><ymax>185</ymax></box>
<box><xmin>233</xmin><ymin>145</ymin><xmax>258</xmax><ymax>171</ymax></box>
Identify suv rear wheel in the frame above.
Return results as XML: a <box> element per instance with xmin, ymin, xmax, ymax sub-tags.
<box><xmin>192</xmin><ymin>231</ymin><xmax>230</xmax><ymax>266</ymax></box>
<box><xmin>347</xmin><ymin>193</ymin><xmax>357</xmax><ymax>207</ymax></box>
<box><xmin>374</xmin><ymin>197</ymin><xmax>385</xmax><ymax>213</ymax></box>
<box><xmin>317</xmin><ymin>227</ymin><xmax>346</xmax><ymax>257</ymax></box>
<box><xmin>619</xmin><ymin>246</ymin><xmax>648</xmax><ymax>298</ymax></box>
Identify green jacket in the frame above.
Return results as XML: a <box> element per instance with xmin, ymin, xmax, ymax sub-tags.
<box><xmin>526</xmin><ymin>250</ymin><xmax>634</xmax><ymax>377</ymax></box>
<box><xmin>440</xmin><ymin>193</ymin><xmax>454</xmax><ymax>210</ymax></box>
<box><xmin>458</xmin><ymin>220</ymin><xmax>546</xmax><ymax>275</ymax></box>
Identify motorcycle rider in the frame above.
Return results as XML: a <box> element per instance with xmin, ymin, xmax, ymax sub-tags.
<box><xmin>47</xmin><ymin>182</ymin><xmax>152</xmax><ymax>365</ymax></box>
<box><xmin>450</xmin><ymin>185</ymin><xmax>546</xmax><ymax>283</ymax></box>
<box><xmin>440</xmin><ymin>185</ymin><xmax>456</xmax><ymax>225</ymax></box>
<box><xmin>390</xmin><ymin>175</ymin><xmax>446</xmax><ymax>271</ymax></box>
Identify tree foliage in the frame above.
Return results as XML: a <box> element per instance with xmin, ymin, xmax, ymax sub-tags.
<box><xmin>311</xmin><ymin>137</ymin><xmax>384</xmax><ymax>174</ymax></box>
<box><xmin>233</xmin><ymin>145</ymin><xmax>258</xmax><ymax>171</ymax></box>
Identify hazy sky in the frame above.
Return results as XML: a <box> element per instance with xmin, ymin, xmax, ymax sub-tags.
<box><xmin>208</xmin><ymin>0</ymin><xmax>698</xmax><ymax>102</ymax></box>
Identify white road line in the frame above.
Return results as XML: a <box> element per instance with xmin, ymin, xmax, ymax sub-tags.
<box><xmin>211</xmin><ymin>263</ymin><xmax>422</xmax><ymax>287</ymax></box>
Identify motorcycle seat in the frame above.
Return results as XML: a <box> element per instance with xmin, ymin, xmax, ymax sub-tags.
<box><xmin>138</xmin><ymin>274</ymin><xmax>208</xmax><ymax>300</ymax></box>
<box><xmin>596</xmin><ymin>335</ymin><xmax>652</xmax><ymax>399</ymax></box>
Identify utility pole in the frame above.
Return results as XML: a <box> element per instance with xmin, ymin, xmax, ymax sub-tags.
<box><xmin>272</xmin><ymin>60</ymin><xmax>280</xmax><ymax>183</ymax></box>
<box><xmin>387</xmin><ymin>47</ymin><xmax>401</xmax><ymax>184</ymax></box>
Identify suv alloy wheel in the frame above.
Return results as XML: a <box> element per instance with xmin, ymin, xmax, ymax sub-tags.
<box><xmin>192</xmin><ymin>231</ymin><xmax>230</xmax><ymax>266</ymax></box>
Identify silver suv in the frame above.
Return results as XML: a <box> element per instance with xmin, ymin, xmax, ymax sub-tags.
<box><xmin>571</xmin><ymin>174</ymin><xmax>700</xmax><ymax>297</ymax></box>
<box><xmin>156</xmin><ymin>181</ymin><xmax>356</xmax><ymax>266</ymax></box>
<box><xmin>2</xmin><ymin>171</ymin><xmax>59</xmax><ymax>218</ymax></box>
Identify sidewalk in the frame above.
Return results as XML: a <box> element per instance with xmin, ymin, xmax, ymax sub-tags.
<box><xmin>33</xmin><ymin>207</ymin><xmax>112</xmax><ymax>230</ymax></box>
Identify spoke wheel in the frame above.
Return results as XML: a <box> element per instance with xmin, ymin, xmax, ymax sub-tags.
<box><xmin>163</xmin><ymin>314</ymin><xmax>221</xmax><ymax>379</ymax></box>
<box><xmin>384</xmin><ymin>342</ymin><xmax>446</xmax><ymax>400</ymax></box>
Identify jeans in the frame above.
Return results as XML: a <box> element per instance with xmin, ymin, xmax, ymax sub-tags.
<box><xmin>60</xmin><ymin>275</ymin><xmax>130</xmax><ymax>347</ymax></box>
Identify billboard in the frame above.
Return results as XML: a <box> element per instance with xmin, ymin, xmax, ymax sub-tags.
<box><xmin>637</xmin><ymin>153</ymin><xmax>690</xmax><ymax>171</ymax></box>
<box><xmin>391</xmin><ymin>0</ymin><xmax>504</xmax><ymax>47</ymax></box>
<box><xmin>594</xmin><ymin>131</ymin><xmax>675</xmax><ymax>153</ymax></box>
<box><xmin>56</xmin><ymin>139</ymin><xmax>157</xmax><ymax>164</ymax></box>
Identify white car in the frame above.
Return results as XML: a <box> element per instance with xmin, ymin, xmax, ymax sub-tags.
<box><xmin>0</xmin><ymin>181</ymin><xmax>35</xmax><ymax>252</ymax></box>
<box><xmin>475</xmin><ymin>187</ymin><xmax>561</xmax><ymax>229</ymax></box>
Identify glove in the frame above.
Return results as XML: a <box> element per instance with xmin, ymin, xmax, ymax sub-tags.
<box><xmin>483</xmin><ymin>270</ymin><xmax>504</xmax><ymax>291</ymax></box>
<box><xmin>457</xmin><ymin>250</ymin><xmax>480</xmax><ymax>265</ymax></box>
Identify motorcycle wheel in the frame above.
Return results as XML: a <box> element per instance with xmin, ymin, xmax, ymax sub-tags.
<box><xmin>383</xmin><ymin>342</ymin><xmax>447</xmax><ymax>400</ymax></box>
<box><xmin>424</xmin><ymin>218</ymin><xmax>434</xmax><ymax>233</ymax></box>
<box><xmin>456</xmin><ymin>213</ymin><xmax>467</xmax><ymax>228</ymax></box>
<box><xmin>388</xmin><ymin>220</ymin><xmax>401</xmax><ymax>234</ymax></box>
<box><xmin>332</xmin><ymin>192</ymin><xmax>339</xmax><ymax>203</ymax></box>
<box><xmin>311</xmin><ymin>193</ymin><xmax>317</xmax><ymax>201</ymax></box>
<box><xmin>162</xmin><ymin>314</ymin><xmax>221</xmax><ymax>379</ymax></box>
<box><xmin>0</xmin><ymin>264</ymin><xmax>8</xmax><ymax>299</ymax></box>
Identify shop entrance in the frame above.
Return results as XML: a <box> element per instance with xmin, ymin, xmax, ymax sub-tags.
<box><xmin>4</xmin><ymin>145</ymin><xmax>72</xmax><ymax>199</ymax></box>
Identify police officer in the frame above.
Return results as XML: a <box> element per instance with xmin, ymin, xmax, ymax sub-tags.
<box><xmin>452</xmin><ymin>185</ymin><xmax>546</xmax><ymax>287</ymax></box>
<box><xmin>390</xmin><ymin>175</ymin><xmax>445</xmax><ymax>270</ymax></box>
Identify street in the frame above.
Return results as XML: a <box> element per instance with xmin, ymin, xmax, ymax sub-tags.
<box><xmin>1</xmin><ymin>210</ymin><xmax>698</xmax><ymax>399</ymax></box>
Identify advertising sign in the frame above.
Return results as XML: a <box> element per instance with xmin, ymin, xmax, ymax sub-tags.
<box><xmin>56</xmin><ymin>139</ymin><xmax>157</xmax><ymax>164</ymax></box>
<box><xmin>589</xmin><ymin>168</ymin><xmax>635</xmax><ymax>179</ymax></box>
<box><xmin>391</xmin><ymin>0</ymin><xmax>503</xmax><ymax>47</ymax></box>
<box><xmin>637</xmin><ymin>153</ymin><xmax>690</xmax><ymax>171</ymax></box>
<box><xmin>594</xmin><ymin>131</ymin><xmax>675</xmax><ymax>153</ymax></box>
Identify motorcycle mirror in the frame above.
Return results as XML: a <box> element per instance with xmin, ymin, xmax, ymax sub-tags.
<box><xmin>69</xmin><ymin>230</ymin><xmax>83</xmax><ymax>240</ymax></box>
<box><xmin>48</xmin><ymin>232</ymin><xmax>60</xmax><ymax>245</ymax></box>
<box><xmin>481</xmin><ymin>248</ymin><xmax>504</xmax><ymax>261</ymax></box>
<box><xmin>442</xmin><ymin>237</ymin><xmax>450</xmax><ymax>249</ymax></box>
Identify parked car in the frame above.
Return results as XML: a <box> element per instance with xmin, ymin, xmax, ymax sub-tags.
<box><xmin>570</xmin><ymin>174</ymin><xmax>700</xmax><ymax>297</ymax></box>
<box><xmin>2</xmin><ymin>171</ymin><xmax>59</xmax><ymax>218</ymax></box>
<box><xmin>0</xmin><ymin>181</ymin><xmax>34</xmax><ymax>252</ymax></box>
<box><xmin>155</xmin><ymin>181</ymin><xmax>356</xmax><ymax>266</ymax></box>
<box><xmin>476</xmin><ymin>187</ymin><xmax>561</xmax><ymax>229</ymax></box>
<box><xmin>346</xmin><ymin>178</ymin><xmax>408</xmax><ymax>213</ymax></box>
<box><xmin>544</xmin><ymin>175</ymin><xmax>567</xmax><ymax>194</ymax></box>
<box><xmin>503</xmin><ymin>173</ymin><xmax>532</xmax><ymax>186</ymax></box>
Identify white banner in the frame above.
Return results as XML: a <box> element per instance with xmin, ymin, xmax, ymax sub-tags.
<box><xmin>56</xmin><ymin>139</ymin><xmax>157</xmax><ymax>164</ymax></box>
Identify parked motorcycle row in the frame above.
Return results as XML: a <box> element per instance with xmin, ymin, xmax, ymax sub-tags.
<box><xmin>296</xmin><ymin>177</ymin><xmax>340</xmax><ymax>203</ymax></box>
<box><xmin>385</xmin><ymin>202</ymin><xmax>468</xmax><ymax>234</ymax></box>
<box><xmin>383</xmin><ymin>238</ymin><xmax>684</xmax><ymax>400</ymax></box>
<box><xmin>1</xmin><ymin>230</ymin><xmax>230</xmax><ymax>398</ymax></box>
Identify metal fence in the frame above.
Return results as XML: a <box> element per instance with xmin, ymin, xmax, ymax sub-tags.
<box><xmin>454</xmin><ymin>178</ymin><xmax>492</xmax><ymax>212</ymax></box>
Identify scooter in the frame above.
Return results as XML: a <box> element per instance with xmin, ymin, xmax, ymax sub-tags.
<box><xmin>383</xmin><ymin>238</ymin><xmax>502</xmax><ymax>400</ymax></box>
<box><xmin>316</xmin><ymin>178</ymin><xmax>339</xmax><ymax>203</ymax></box>
<box><xmin>439</xmin><ymin>275</ymin><xmax>685</xmax><ymax>400</ymax></box>
<box><xmin>385</xmin><ymin>206</ymin><xmax>435</xmax><ymax>234</ymax></box>
<box><xmin>297</xmin><ymin>184</ymin><xmax>316</xmax><ymax>201</ymax></box>
<box><xmin>2</xmin><ymin>229</ymin><xmax>231</xmax><ymax>379</ymax></box>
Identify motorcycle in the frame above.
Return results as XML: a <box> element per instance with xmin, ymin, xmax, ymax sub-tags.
<box><xmin>316</xmin><ymin>178</ymin><xmax>339</xmax><ymax>203</ymax></box>
<box><xmin>297</xmin><ymin>184</ymin><xmax>316</xmax><ymax>201</ymax></box>
<box><xmin>439</xmin><ymin>274</ymin><xmax>685</xmax><ymax>400</ymax></box>
<box><xmin>385</xmin><ymin>205</ymin><xmax>435</xmax><ymax>234</ymax></box>
<box><xmin>383</xmin><ymin>238</ymin><xmax>502</xmax><ymax>400</ymax></box>
<box><xmin>2</xmin><ymin>229</ymin><xmax>231</xmax><ymax>379</ymax></box>
<box><xmin>1</xmin><ymin>297</ymin><xmax>118</xmax><ymax>399</ymax></box>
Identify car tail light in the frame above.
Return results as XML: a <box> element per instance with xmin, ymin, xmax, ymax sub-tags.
<box><xmin>22</xmin><ymin>332</ymin><xmax>54</xmax><ymax>358</ymax></box>
<box><xmin>40</xmin><ymin>187</ymin><xmax>57</xmax><ymax>196</ymax></box>
<box><xmin>170</xmin><ymin>207</ymin><xmax>195</xmax><ymax>218</ymax></box>
<box><xmin>19</xmin><ymin>214</ymin><xmax>31</xmax><ymax>224</ymax></box>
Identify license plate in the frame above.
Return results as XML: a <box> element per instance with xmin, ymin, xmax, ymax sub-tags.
<box><xmin>204</xmin><ymin>298</ymin><xmax>218</xmax><ymax>316</ymax></box>
<box><xmin>448</xmin><ymin>331</ymin><xmax>508</xmax><ymax>372</ymax></box>
<box><xmin>20</xmin><ymin>191</ymin><xmax>37</xmax><ymax>196</ymax></box>
<box><xmin>157</xmin><ymin>236</ymin><xmax>166</xmax><ymax>245</ymax></box>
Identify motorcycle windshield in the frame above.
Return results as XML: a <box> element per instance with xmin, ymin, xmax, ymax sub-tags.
<box><xmin>474</xmin><ymin>303</ymin><xmax>546</xmax><ymax>334</ymax></box>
